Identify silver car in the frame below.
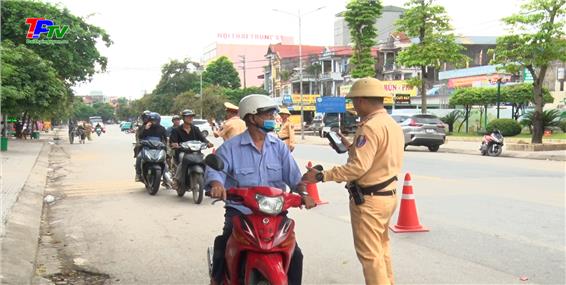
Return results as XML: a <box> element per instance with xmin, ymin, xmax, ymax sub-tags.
<box><xmin>400</xmin><ymin>114</ymin><xmax>446</xmax><ymax>152</ymax></box>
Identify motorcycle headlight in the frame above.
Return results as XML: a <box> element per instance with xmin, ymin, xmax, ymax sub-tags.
<box><xmin>256</xmin><ymin>194</ymin><xmax>284</xmax><ymax>215</ymax></box>
<box><xmin>188</xmin><ymin>143</ymin><xmax>202</xmax><ymax>151</ymax></box>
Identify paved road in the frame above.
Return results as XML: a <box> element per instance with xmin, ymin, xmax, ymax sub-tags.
<box><xmin>35</xmin><ymin>125</ymin><xmax>565</xmax><ymax>284</ymax></box>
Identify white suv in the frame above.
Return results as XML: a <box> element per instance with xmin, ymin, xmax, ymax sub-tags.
<box><xmin>193</xmin><ymin>119</ymin><xmax>212</xmax><ymax>137</ymax></box>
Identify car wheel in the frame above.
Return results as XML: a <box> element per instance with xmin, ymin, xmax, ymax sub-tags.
<box><xmin>201</xmin><ymin>130</ymin><xmax>208</xmax><ymax>137</ymax></box>
<box><xmin>404</xmin><ymin>144</ymin><xmax>408</xmax><ymax>151</ymax></box>
<box><xmin>428</xmin><ymin>145</ymin><xmax>440</xmax><ymax>152</ymax></box>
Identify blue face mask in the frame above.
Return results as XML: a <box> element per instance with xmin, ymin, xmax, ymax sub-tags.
<box><xmin>261</xmin><ymin>120</ymin><xmax>276</xmax><ymax>132</ymax></box>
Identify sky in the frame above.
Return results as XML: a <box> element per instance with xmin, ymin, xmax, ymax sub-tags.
<box><xmin>44</xmin><ymin>0</ymin><xmax>523</xmax><ymax>99</ymax></box>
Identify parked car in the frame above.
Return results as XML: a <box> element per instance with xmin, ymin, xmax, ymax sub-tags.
<box><xmin>160</xmin><ymin>116</ymin><xmax>174</xmax><ymax>130</ymax></box>
<box><xmin>320</xmin><ymin>111</ymin><xmax>360</xmax><ymax>137</ymax></box>
<box><xmin>193</xmin><ymin>119</ymin><xmax>212</xmax><ymax>137</ymax></box>
<box><xmin>401</xmin><ymin>114</ymin><xmax>446</xmax><ymax>152</ymax></box>
<box><xmin>120</xmin><ymin>121</ymin><xmax>133</xmax><ymax>132</ymax></box>
<box><xmin>391</xmin><ymin>115</ymin><xmax>410</xmax><ymax>124</ymax></box>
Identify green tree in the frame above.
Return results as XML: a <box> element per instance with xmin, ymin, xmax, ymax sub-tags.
<box><xmin>92</xmin><ymin>102</ymin><xmax>115</xmax><ymax>121</ymax></box>
<box><xmin>396</xmin><ymin>0</ymin><xmax>468</xmax><ymax>114</ymax></box>
<box><xmin>1</xmin><ymin>0</ymin><xmax>112</xmax><ymax>84</ymax></box>
<box><xmin>500</xmin><ymin>83</ymin><xmax>553</xmax><ymax>120</ymax></box>
<box><xmin>344</xmin><ymin>0</ymin><xmax>382</xmax><ymax>78</ymax></box>
<box><xmin>441</xmin><ymin>110</ymin><xmax>463</xmax><ymax>133</ymax></box>
<box><xmin>72</xmin><ymin>100</ymin><xmax>96</xmax><ymax>120</ymax></box>
<box><xmin>492</xmin><ymin>0</ymin><xmax>566</xmax><ymax>143</ymax></box>
<box><xmin>1</xmin><ymin>40</ymin><xmax>68</xmax><ymax>119</ymax></box>
<box><xmin>224</xmin><ymin>87</ymin><xmax>268</xmax><ymax>106</ymax></box>
<box><xmin>171</xmin><ymin>91</ymin><xmax>199</xmax><ymax>114</ymax></box>
<box><xmin>203</xmin><ymin>56</ymin><xmax>241</xmax><ymax>89</ymax></box>
<box><xmin>520</xmin><ymin>109</ymin><xmax>561</xmax><ymax>134</ymax></box>
<box><xmin>153</xmin><ymin>59</ymin><xmax>200</xmax><ymax>96</ymax></box>
<box><xmin>449</xmin><ymin>88</ymin><xmax>484</xmax><ymax>133</ymax></box>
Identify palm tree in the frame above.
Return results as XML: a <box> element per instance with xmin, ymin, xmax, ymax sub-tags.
<box><xmin>441</xmin><ymin>110</ymin><xmax>463</xmax><ymax>133</ymax></box>
<box><xmin>520</xmin><ymin>109</ymin><xmax>561</xmax><ymax>134</ymax></box>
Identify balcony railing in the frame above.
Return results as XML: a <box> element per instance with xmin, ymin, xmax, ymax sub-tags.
<box><xmin>320</xmin><ymin>72</ymin><xmax>343</xmax><ymax>81</ymax></box>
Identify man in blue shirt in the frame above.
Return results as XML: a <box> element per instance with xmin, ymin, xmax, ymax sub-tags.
<box><xmin>206</xmin><ymin>94</ymin><xmax>316</xmax><ymax>285</ymax></box>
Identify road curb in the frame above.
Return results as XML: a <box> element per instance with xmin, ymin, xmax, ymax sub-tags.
<box><xmin>298</xmin><ymin>138</ymin><xmax>565</xmax><ymax>161</ymax></box>
<box><xmin>438</xmin><ymin>147</ymin><xmax>566</xmax><ymax>161</ymax></box>
<box><xmin>0</xmin><ymin>142</ymin><xmax>51</xmax><ymax>285</ymax></box>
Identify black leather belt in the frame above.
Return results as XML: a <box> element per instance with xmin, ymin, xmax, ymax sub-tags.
<box><xmin>359</xmin><ymin>176</ymin><xmax>398</xmax><ymax>196</ymax></box>
<box><xmin>362</xmin><ymin>189</ymin><xmax>396</xmax><ymax>196</ymax></box>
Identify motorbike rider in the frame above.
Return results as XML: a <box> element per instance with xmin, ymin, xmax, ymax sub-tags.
<box><xmin>166</xmin><ymin>115</ymin><xmax>181</xmax><ymax>138</ymax></box>
<box><xmin>133</xmin><ymin>110</ymin><xmax>151</xmax><ymax>158</ymax></box>
<box><xmin>170</xmin><ymin>109</ymin><xmax>213</xmax><ymax>186</ymax></box>
<box><xmin>135</xmin><ymin>112</ymin><xmax>168</xmax><ymax>182</ymax></box>
<box><xmin>205</xmin><ymin>94</ymin><xmax>317</xmax><ymax>285</ymax></box>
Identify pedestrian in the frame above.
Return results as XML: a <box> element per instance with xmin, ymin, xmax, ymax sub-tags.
<box><xmin>302</xmin><ymin>77</ymin><xmax>404</xmax><ymax>285</ymax></box>
<box><xmin>213</xmin><ymin>102</ymin><xmax>246</xmax><ymax>141</ymax></box>
<box><xmin>277</xmin><ymin>108</ymin><xmax>296</xmax><ymax>152</ymax></box>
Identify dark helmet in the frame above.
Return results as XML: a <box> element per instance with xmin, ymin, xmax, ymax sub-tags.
<box><xmin>141</xmin><ymin>110</ymin><xmax>151</xmax><ymax>124</ymax></box>
<box><xmin>181</xmin><ymin>109</ymin><xmax>195</xmax><ymax>117</ymax></box>
<box><xmin>148</xmin><ymin>112</ymin><xmax>161</xmax><ymax>125</ymax></box>
<box><xmin>172</xmin><ymin>115</ymin><xmax>181</xmax><ymax>122</ymax></box>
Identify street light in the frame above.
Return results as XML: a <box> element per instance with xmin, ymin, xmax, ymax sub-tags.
<box><xmin>273</xmin><ymin>6</ymin><xmax>325</xmax><ymax>140</ymax></box>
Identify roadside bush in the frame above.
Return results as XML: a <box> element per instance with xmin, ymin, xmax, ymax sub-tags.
<box><xmin>560</xmin><ymin>119</ymin><xmax>566</xmax><ymax>132</ymax></box>
<box><xmin>486</xmin><ymin>119</ymin><xmax>522</xmax><ymax>136</ymax></box>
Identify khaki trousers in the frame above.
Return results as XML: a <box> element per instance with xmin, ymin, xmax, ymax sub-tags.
<box><xmin>350</xmin><ymin>194</ymin><xmax>397</xmax><ymax>285</ymax></box>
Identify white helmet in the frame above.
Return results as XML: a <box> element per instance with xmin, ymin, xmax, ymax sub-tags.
<box><xmin>238</xmin><ymin>94</ymin><xmax>278</xmax><ymax>120</ymax></box>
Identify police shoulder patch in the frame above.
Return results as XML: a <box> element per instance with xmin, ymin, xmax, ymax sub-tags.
<box><xmin>356</xmin><ymin>135</ymin><xmax>367</xmax><ymax>148</ymax></box>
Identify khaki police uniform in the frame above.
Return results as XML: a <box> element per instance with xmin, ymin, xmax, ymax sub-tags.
<box><xmin>218</xmin><ymin>116</ymin><xmax>246</xmax><ymax>141</ymax></box>
<box><xmin>277</xmin><ymin>109</ymin><xmax>295</xmax><ymax>151</ymax></box>
<box><xmin>322</xmin><ymin>78</ymin><xmax>404</xmax><ymax>285</ymax></box>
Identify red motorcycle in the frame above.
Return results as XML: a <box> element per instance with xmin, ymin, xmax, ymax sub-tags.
<box><xmin>207</xmin><ymin>187</ymin><xmax>304</xmax><ymax>285</ymax></box>
<box><xmin>480</xmin><ymin>129</ymin><xmax>504</xmax><ymax>156</ymax></box>
<box><xmin>205</xmin><ymin>155</ymin><xmax>306</xmax><ymax>285</ymax></box>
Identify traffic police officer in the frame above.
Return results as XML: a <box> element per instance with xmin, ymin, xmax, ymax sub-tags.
<box><xmin>213</xmin><ymin>102</ymin><xmax>246</xmax><ymax>141</ymax></box>
<box><xmin>303</xmin><ymin>77</ymin><xmax>404</xmax><ymax>285</ymax></box>
<box><xmin>277</xmin><ymin>108</ymin><xmax>296</xmax><ymax>152</ymax></box>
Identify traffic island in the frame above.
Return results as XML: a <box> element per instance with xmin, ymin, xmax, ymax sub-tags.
<box><xmin>506</xmin><ymin>142</ymin><xmax>566</xmax><ymax>151</ymax></box>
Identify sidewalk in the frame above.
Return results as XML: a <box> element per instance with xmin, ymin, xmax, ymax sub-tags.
<box><xmin>297</xmin><ymin>134</ymin><xmax>566</xmax><ymax>161</ymax></box>
<box><xmin>0</xmin><ymin>129</ymin><xmax>60</xmax><ymax>284</ymax></box>
<box><xmin>1</xmin><ymin>140</ymin><xmax>45</xmax><ymax>229</ymax></box>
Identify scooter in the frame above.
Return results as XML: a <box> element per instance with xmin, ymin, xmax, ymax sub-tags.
<box><xmin>204</xmin><ymin>154</ymin><xmax>308</xmax><ymax>285</ymax></box>
<box><xmin>95</xmin><ymin>127</ymin><xmax>102</xmax><ymax>136</ymax></box>
<box><xmin>172</xmin><ymin>140</ymin><xmax>207</xmax><ymax>204</ymax></box>
<box><xmin>139</xmin><ymin>139</ymin><xmax>167</xmax><ymax>195</ymax></box>
<box><xmin>480</xmin><ymin>129</ymin><xmax>504</xmax><ymax>156</ymax></box>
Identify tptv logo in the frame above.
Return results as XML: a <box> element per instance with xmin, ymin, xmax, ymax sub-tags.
<box><xmin>25</xmin><ymin>18</ymin><xmax>69</xmax><ymax>44</ymax></box>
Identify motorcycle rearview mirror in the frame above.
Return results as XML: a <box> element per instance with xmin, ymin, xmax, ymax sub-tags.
<box><xmin>204</xmin><ymin>154</ymin><xmax>224</xmax><ymax>171</ymax></box>
<box><xmin>204</xmin><ymin>153</ymin><xmax>240</xmax><ymax>188</ymax></box>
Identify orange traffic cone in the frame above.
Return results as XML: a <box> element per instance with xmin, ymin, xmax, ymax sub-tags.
<box><xmin>306</xmin><ymin>161</ymin><xmax>328</xmax><ymax>205</ymax></box>
<box><xmin>390</xmin><ymin>172</ymin><xmax>428</xmax><ymax>233</ymax></box>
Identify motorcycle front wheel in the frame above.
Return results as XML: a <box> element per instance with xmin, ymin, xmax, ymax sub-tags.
<box><xmin>146</xmin><ymin>168</ymin><xmax>161</xmax><ymax>195</ymax></box>
<box><xmin>488</xmin><ymin>144</ymin><xmax>503</xmax><ymax>157</ymax></box>
<box><xmin>191</xmin><ymin>172</ymin><xmax>204</xmax><ymax>204</ymax></box>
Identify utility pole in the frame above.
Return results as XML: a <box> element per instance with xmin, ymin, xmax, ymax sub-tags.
<box><xmin>239</xmin><ymin>55</ymin><xmax>247</xmax><ymax>89</ymax></box>
<box><xmin>272</xmin><ymin>6</ymin><xmax>325</xmax><ymax>141</ymax></box>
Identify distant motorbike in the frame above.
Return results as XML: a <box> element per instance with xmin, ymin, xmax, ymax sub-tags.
<box><xmin>480</xmin><ymin>129</ymin><xmax>504</xmax><ymax>156</ymax></box>
<box><xmin>172</xmin><ymin>140</ymin><xmax>207</xmax><ymax>204</ymax></box>
<box><xmin>95</xmin><ymin>126</ymin><xmax>102</xmax><ymax>136</ymax></box>
<box><xmin>139</xmin><ymin>139</ymin><xmax>167</xmax><ymax>195</ymax></box>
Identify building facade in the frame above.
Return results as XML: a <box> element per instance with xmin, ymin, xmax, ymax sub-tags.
<box><xmin>203</xmin><ymin>33</ymin><xmax>294</xmax><ymax>88</ymax></box>
<box><xmin>334</xmin><ymin>6</ymin><xmax>405</xmax><ymax>46</ymax></box>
